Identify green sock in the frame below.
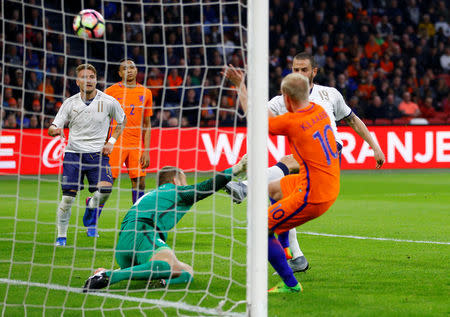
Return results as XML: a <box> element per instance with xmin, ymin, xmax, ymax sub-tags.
<box><xmin>106</xmin><ymin>260</ymin><xmax>171</xmax><ymax>285</ymax></box>
<box><xmin>164</xmin><ymin>270</ymin><xmax>193</xmax><ymax>285</ymax></box>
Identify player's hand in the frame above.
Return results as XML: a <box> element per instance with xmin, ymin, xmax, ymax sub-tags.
<box><xmin>232</xmin><ymin>154</ymin><xmax>248</xmax><ymax>176</ymax></box>
<box><xmin>49</xmin><ymin>127</ymin><xmax>65</xmax><ymax>139</ymax></box>
<box><xmin>102</xmin><ymin>142</ymin><xmax>114</xmax><ymax>155</ymax></box>
<box><xmin>374</xmin><ymin>149</ymin><xmax>385</xmax><ymax>169</ymax></box>
<box><xmin>221</xmin><ymin>64</ymin><xmax>245</xmax><ymax>87</ymax></box>
<box><xmin>140</xmin><ymin>151</ymin><xmax>150</xmax><ymax>169</ymax></box>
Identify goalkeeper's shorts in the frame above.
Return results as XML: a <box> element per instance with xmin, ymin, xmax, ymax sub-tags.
<box><xmin>115</xmin><ymin>221</ymin><xmax>170</xmax><ymax>269</ymax></box>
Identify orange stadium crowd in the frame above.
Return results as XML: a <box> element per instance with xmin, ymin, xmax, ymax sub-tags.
<box><xmin>1</xmin><ymin>0</ymin><xmax>449</xmax><ymax>129</ymax></box>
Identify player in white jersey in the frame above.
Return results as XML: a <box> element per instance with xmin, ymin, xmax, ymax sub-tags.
<box><xmin>48</xmin><ymin>64</ymin><xmax>126</xmax><ymax>246</ymax></box>
<box><xmin>222</xmin><ymin>52</ymin><xmax>385</xmax><ymax>272</ymax></box>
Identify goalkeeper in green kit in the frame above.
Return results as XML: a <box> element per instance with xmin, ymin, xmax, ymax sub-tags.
<box><xmin>83</xmin><ymin>155</ymin><xmax>247</xmax><ymax>291</ymax></box>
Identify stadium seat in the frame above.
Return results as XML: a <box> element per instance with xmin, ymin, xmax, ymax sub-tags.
<box><xmin>409</xmin><ymin>118</ymin><xmax>428</xmax><ymax>125</ymax></box>
<box><xmin>374</xmin><ymin>118</ymin><xmax>391</xmax><ymax>125</ymax></box>
<box><xmin>427</xmin><ymin>118</ymin><xmax>446</xmax><ymax>125</ymax></box>
<box><xmin>362</xmin><ymin>119</ymin><xmax>373</xmax><ymax>126</ymax></box>
<box><xmin>392</xmin><ymin>118</ymin><xmax>411</xmax><ymax>125</ymax></box>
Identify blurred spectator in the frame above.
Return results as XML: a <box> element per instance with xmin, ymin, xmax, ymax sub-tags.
<box><xmin>147</xmin><ymin>68</ymin><xmax>164</xmax><ymax>104</ymax></box>
<box><xmin>167</xmin><ymin>116</ymin><xmax>179</xmax><ymax>127</ymax></box>
<box><xmin>376</xmin><ymin>15</ymin><xmax>393</xmax><ymax>38</ymax></box>
<box><xmin>182</xmin><ymin>89</ymin><xmax>199</xmax><ymax>126</ymax></box>
<box><xmin>383</xmin><ymin>94</ymin><xmax>402</xmax><ymax>119</ymax></box>
<box><xmin>440</xmin><ymin>47</ymin><xmax>450</xmax><ymax>72</ymax></box>
<box><xmin>165</xmin><ymin>68</ymin><xmax>183</xmax><ymax>106</ymax></box>
<box><xmin>398</xmin><ymin>92</ymin><xmax>421</xmax><ymax>118</ymax></box>
<box><xmin>4</xmin><ymin>113</ymin><xmax>19</xmax><ymax>129</ymax></box>
<box><xmin>38</xmin><ymin>77</ymin><xmax>55</xmax><ymax>103</ymax></box>
<box><xmin>366</xmin><ymin>95</ymin><xmax>386</xmax><ymax>120</ymax></box>
<box><xmin>418</xmin><ymin>14</ymin><xmax>435</xmax><ymax>38</ymax></box>
<box><xmin>200</xmin><ymin>94</ymin><xmax>216</xmax><ymax>125</ymax></box>
<box><xmin>419</xmin><ymin>97</ymin><xmax>437</xmax><ymax>119</ymax></box>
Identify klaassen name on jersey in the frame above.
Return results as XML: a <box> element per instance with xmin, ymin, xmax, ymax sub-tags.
<box><xmin>267</xmin><ymin>84</ymin><xmax>352</xmax><ymax>145</ymax></box>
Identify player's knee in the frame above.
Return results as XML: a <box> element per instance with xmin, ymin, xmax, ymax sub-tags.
<box><xmin>98</xmin><ymin>186</ymin><xmax>112</xmax><ymax>194</ymax></box>
<box><xmin>268</xmin><ymin>181</ymin><xmax>282</xmax><ymax>201</ymax></box>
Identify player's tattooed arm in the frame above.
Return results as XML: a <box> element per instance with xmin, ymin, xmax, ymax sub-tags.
<box><xmin>344</xmin><ymin>112</ymin><xmax>385</xmax><ymax>168</ymax></box>
<box><xmin>103</xmin><ymin>116</ymin><xmax>127</xmax><ymax>155</ymax></box>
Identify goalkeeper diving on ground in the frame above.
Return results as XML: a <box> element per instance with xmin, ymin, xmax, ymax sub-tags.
<box><xmin>83</xmin><ymin>155</ymin><xmax>248</xmax><ymax>291</ymax></box>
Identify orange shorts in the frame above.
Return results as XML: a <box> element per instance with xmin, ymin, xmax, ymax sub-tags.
<box><xmin>109</xmin><ymin>145</ymin><xmax>146</xmax><ymax>179</ymax></box>
<box><xmin>268</xmin><ymin>174</ymin><xmax>335</xmax><ymax>235</ymax></box>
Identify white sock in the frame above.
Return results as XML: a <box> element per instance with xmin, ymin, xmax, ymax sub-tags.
<box><xmin>267</xmin><ymin>165</ymin><xmax>285</xmax><ymax>182</ymax></box>
<box><xmin>240</xmin><ymin>165</ymin><xmax>285</xmax><ymax>188</ymax></box>
<box><xmin>88</xmin><ymin>190</ymin><xmax>111</xmax><ymax>208</ymax></box>
<box><xmin>289</xmin><ymin>228</ymin><xmax>304</xmax><ymax>259</ymax></box>
<box><xmin>57</xmin><ymin>195</ymin><xmax>75</xmax><ymax>238</ymax></box>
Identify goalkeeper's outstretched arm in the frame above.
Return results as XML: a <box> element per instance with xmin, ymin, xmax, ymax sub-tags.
<box><xmin>178</xmin><ymin>155</ymin><xmax>247</xmax><ymax>205</ymax></box>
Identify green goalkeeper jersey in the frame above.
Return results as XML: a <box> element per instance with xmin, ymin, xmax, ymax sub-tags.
<box><xmin>120</xmin><ymin>168</ymin><xmax>233</xmax><ymax>241</ymax></box>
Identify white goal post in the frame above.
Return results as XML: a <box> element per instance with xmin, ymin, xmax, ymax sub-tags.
<box><xmin>0</xmin><ymin>0</ymin><xmax>269</xmax><ymax>315</ymax></box>
<box><xmin>246</xmin><ymin>0</ymin><xmax>268</xmax><ymax>316</ymax></box>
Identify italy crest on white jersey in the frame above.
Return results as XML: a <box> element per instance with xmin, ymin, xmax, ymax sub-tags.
<box><xmin>52</xmin><ymin>90</ymin><xmax>125</xmax><ymax>153</ymax></box>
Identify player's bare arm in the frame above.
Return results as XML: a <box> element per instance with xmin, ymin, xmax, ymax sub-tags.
<box><xmin>140</xmin><ymin>116</ymin><xmax>151</xmax><ymax>169</ymax></box>
<box><xmin>344</xmin><ymin>112</ymin><xmax>385</xmax><ymax>168</ymax></box>
<box><xmin>104</xmin><ymin>116</ymin><xmax>127</xmax><ymax>155</ymax></box>
<box><xmin>222</xmin><ymin>64</ymin><xmax>248</xmax><ymax>114</ymax></box>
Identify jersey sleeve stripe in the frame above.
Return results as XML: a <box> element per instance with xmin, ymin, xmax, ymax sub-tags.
<box><xmin>342</xmin><ymin>109</ymin><xmax>353</xmax><ymax>120</ymax></box>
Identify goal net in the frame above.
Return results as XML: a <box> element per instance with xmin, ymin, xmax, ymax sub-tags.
<box><xmin>0</xmin><ymin>0</ymin><xmax>267</xmax><ymax>315</ymax></box>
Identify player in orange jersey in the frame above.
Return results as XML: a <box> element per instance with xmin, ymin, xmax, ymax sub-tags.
<box><xmin>105</xmin><ymin>59</ymin><xmax>153</xmax><ymax>204</ymax></box>
<box><xmin>266</xmin><ymin>73</ymin><xmax>340</xmax><ymax>293</ymax></box>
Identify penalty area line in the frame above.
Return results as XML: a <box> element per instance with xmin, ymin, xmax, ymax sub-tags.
<box><xmin>0</xmin><ymin>278</ymin><xmax>245</xmax><ymax>316</ymax></box>
<box><xmin>299</xmin><ymin>231</ymin><xmax>450</xmax><ymax>245</ymax></box>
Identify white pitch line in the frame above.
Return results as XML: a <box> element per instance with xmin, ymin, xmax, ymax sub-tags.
<box><xmin>0</xmin><ymin>278</ymin><xmax>245</xmax><ymax>317</ymax></box>
<box><xmin>299</xmin><ymin>231</ymin><xmax>450</xmax><ymax>245</ymax></box>
<box><xmin>1</xmin><ymin>229</ymin><xmax>448</xmax><ymax>245</ymax></box>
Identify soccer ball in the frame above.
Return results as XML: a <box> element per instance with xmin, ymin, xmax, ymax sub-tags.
<box><xmin>73</xmin><ymin>9</ymin><xmax>105</xmax><ymax>39</ymax></box>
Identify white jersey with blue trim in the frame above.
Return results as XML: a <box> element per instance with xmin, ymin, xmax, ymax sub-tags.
<box><xmin>52</xmin><ymin>89</ymin><xmax>125</xmax><ymax>153</ymax></box>
<box><xmin>267</xmin><ymin>83</ymin><xmax>352</xmax><ymax>145</ymax></box>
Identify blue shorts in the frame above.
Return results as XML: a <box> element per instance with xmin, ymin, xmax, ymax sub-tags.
<box><xmin>62</xmin><ymin>152</ymin><xmax>113</xmax><ymax>192</ymax></box>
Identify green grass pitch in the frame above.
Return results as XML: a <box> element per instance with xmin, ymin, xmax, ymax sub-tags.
<box><xmin>0</xmin><ymin>170</ymin><xmax>449</xmax><ymax>316</ymax></box>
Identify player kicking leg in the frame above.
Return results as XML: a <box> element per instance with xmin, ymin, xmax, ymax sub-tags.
<box><xmin>225</xmin><ymin>154</ymin><xmax>310</xmax><ymax>272</ymax></box>
<box><xmin>267</xmin><ymin>176</ymin><xmax>335</xmax><ymax>293</ymax></box>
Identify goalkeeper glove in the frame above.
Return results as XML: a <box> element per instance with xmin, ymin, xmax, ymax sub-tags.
<box><xmin>232</xmin><ymin>154</ymin><xmax>248</xmax><ymax>176</ymax></box>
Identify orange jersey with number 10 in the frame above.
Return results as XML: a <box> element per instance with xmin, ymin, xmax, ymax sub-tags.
<box><xmin>105</xmin><ymin>82</ymin><xmax>153</xmax><ymax>147</ymax></box>
<box><xmin>269</xmin><ymin>102</ymin><xmax>340</xmax><ymax>203</ymax></box>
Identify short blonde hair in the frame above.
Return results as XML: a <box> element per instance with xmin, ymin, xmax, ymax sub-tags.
<box><xmin>76</xmin><ymin>63</ymin><xmax>97</xmax><ymax>77</ymax></box>
<box><xmin>280</xmin><ymin>73</ymin><xmax>310</xmax><ymax>104</ymax></box>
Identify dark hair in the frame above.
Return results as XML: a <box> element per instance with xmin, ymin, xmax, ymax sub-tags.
<box><xmin>157</xmin><ymin>166</ymin><xmax>184</xmax><ymax>186</ymax></box>
<box><xmin>293</xmin><ymin>52</ymin><xmax>317</xmax><ymax>68</ymax></box>
<box><xmin>119</xmin><ymin>57</ymin><xmax>135</xmax><ymax>64</ymax></box>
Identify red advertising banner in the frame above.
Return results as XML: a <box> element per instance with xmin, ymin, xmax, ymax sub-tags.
<box><xmin>1</xmin><ymin>125</ymin><xmax>449</xmax><ymax>175</ymax></box>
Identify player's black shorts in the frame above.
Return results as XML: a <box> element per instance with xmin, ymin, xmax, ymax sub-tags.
<box><xmin>62</xmin><ymin>152</ymin><xmax>113</xmax><ymax>192</ymax></box>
